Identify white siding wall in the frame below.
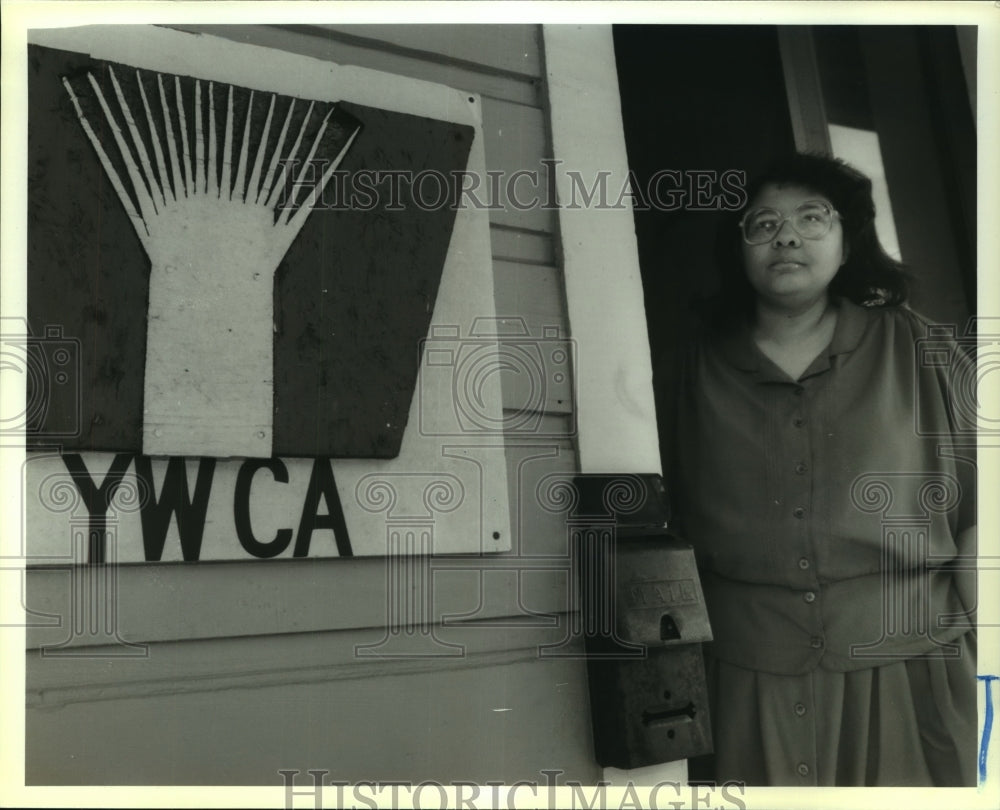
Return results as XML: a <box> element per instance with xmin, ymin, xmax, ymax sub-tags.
<box><xmin>25</xmin><ymin>24</ymin><xmax>598</xmax><ymax>785</ymax></box>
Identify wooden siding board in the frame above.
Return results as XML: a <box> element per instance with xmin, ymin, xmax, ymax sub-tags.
<box><xmin>493</xmin><ymin>261</ymin><xmax>573</xmax><ymax>415</ymax></box>
<box><xmin>27</xmin><ymin>637</ymin><xmax>599</xmax><ymax>784</ymax></box>
<box><xmin>311</xmin><ymin>24</ymin><xmax>543</xmax><ymax>78</ymax></box>
<box><xmin>481</xmin><ymin>97</ymin><xmax>556</xmax><ymax>233</ymax></box>
<box><xmin>23</xmin><ymin>534</ymin><xmax>576</xmax><ymax>648</ymax></box>
<box><xmin>490</xmin><ymin>224</ymin><xmax>556</xmax><ymax>266</ymax></box>
<box><xmin>23</xmin><ymin>562</ymin><xmax>576</xmax><ymax>649</ymax></box>
<box><xmin>166</xmin><ymin>24</ymin><xmax>541</xmax><ymax>107</ymax></box>
<box><xmin>26</xmin><ymin>623</ymin><xmax>581</xmax><ymax>696</ymax></box>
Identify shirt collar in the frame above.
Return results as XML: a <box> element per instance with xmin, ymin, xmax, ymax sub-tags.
<box><xmin>714</xmin><ymin>298</ymin><xmax>872</xmax><ymax>376</ymax></box>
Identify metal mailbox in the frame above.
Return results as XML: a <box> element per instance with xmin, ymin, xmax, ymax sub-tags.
<box><xmin>571</xmin><ymin>474</ymin><xmax>713</xmax><ymax>770</ymax></box>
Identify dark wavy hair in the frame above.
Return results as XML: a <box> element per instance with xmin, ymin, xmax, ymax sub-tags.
<box><xmin>705</xmin><ymin>152</ymin><xmax>909</xmax><ymax>329</ymax></box>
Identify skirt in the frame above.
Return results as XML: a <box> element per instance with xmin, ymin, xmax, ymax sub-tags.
<box><xmin>693</xmin><ymin>631</ymin><xmax>978</xmax><ymax>786</ymax></box>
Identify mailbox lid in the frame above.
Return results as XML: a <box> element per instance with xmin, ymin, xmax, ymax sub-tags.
<box><xmin>614</xmin><ymin>537</ymin><xmax>713</xmax><ymax>647</ymax></box>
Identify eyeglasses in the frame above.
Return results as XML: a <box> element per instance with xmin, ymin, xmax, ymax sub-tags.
<box><xmin>739</xmin><ymin>200</ymin><xmax>841</xmax><ymax>245</ymax></box>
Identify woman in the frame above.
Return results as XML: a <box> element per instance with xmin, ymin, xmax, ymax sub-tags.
<box><xmin>668</xmin><ymin>153</ymin><xmax>977</xmax><ymax>786</ymax></box>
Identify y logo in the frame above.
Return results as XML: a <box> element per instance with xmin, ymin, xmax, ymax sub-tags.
<box><xmin>63</xmin><ymin>67</ymin><xmax>361</xmax><ymax>457</ymax></box>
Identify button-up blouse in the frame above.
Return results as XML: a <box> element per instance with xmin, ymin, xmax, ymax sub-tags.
<box><xmin>669</xmin><ymin>299</ymin><xmax>975</xmax><ymax>675</ymax></box>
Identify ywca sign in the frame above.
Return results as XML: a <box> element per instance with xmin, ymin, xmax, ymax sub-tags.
<box><xmin>22</xmin><ymin>26</ymin><xmax>511</xmax><ymax>561</ymax></box>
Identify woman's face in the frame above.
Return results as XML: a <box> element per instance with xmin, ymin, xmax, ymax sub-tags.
<box><xmin>741</xmin><ymin>183</ymin><xmax>846</xmax><ymax>312</ymax></box>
